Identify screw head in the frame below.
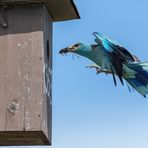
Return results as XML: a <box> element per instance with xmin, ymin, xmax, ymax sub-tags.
<box><xmin>2</xmin><ymin>22</ymin><xmax>8</xmax><ymax>28</ymax></box>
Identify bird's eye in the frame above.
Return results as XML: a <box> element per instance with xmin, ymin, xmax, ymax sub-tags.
<box><xmin>75</xmin><ymin>44</ymin><xmax>79</xmax><ymax>47</ymax></box>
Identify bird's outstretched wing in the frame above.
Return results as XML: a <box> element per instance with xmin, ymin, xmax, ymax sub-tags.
<box><xmin>92</xmin><ymin>32</ymin><xmax>136</xmax><ymax>85</ymax></box>
<box><xmin>93</xmin><ymin>32</ymin><xmax>135</xmax><ymax>62</ymax></box>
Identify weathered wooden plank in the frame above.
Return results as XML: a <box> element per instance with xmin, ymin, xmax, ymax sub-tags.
<box><xmin>0</xmin><ymin>4</ymin><xmax>51</xmax><ymax>145</ymax></box>
<box><xmin>41</xmin><ymin>5</ymin><xmax>52</xmax><ymax>142</ymax></box>
<box><xmin>0</xmin><ymin>0</ymin><xmax>80</xmax><ymax>21</ymax></box>
<box><xmin>3</xmin><ymin>4</ymin><xmax>44</xmax><ymax>132</ymax></box>
<box><xmin>0</xmin><ymin>131</ymin><xmax>50</xmax><ymax>145</ymax></box>
<box><xmin>0</xmin><ymin>35</ymin><xmax>7</xmax><ymax>131</ymax></box>
<box><xmin>24</xmin><ymin>31</ymin><xmax>44</xmax><ymax>131</ymax></box>
<box><xmin>5</xmin><ymin>33</ymin><xmax>26</xmax><ymax>131</ymax></box>
<box><xmin>0</xmin><ymin>0</ymin><xmax>46</xmax><ymax>3</ymax></box>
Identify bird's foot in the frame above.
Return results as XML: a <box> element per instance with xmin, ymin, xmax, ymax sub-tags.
<box><xmin>86</xmin><ymin>64</ymin><xmax>112</xmax><ymax>75</ymax></box>
<box><xmin>86</xmin><ymin>64</ymin><xmax>103</xmax><ymax>74</ymax></box>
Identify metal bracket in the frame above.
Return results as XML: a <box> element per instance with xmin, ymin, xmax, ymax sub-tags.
<box><xmin>0</xmin><ymin>5</ymin><xmax>8</xmax><ymax>28</ymax></box>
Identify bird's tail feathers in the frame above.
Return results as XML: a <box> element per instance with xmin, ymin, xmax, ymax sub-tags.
<box><xmin>124</xmin><ymin>61</ymin><xmax>148</xmax><ymax>97</ymax></box>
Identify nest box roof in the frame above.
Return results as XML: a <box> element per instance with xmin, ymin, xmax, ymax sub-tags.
<box><xmin>0</xmin><ymin>0</ymin><xmax>80</xmax><ymax>21</ymax></box>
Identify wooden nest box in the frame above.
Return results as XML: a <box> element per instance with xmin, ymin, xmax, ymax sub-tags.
<box><xmin>0</xmin><ymin>0</ymin><xmax>80</xmax><ymax>146</ymax></box>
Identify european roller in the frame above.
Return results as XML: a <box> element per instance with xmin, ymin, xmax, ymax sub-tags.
<box><xmin>59</xmin><ymin>32</ymin><xmax>148</xmax><ymax>97</ymax></box>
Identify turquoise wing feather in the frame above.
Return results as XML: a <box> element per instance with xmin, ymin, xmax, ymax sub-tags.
<box><xmin>92</xmin><ymin>32</ymin><xmax>136</xmax><ymax>85</ymax></box>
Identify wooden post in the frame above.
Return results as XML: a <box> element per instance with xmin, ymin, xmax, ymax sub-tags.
<box><xmin>0</xmin><ymin>4</ymin><xmax>52</xmax><ymax>145</ymax></box>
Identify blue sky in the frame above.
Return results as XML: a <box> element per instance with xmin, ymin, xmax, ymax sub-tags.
<box><xmin>5</xmin><ymin>0</ymin><xmax>148</xmax><ymax>148</ymax></box>
<box><xmin>52</xmin><ymin>0</ymin><xmax>148</xmax><ymax>148</ymax></box>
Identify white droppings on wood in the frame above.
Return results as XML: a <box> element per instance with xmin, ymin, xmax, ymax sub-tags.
<box><xmin>17</xmin><ymin>66</ymin><xmax>21</xmax><ymax>76</ymax></box>
<box><xmin>25</xmin><ymin>111</ymin><xmax>31</xmax><ymax>130</ymax></box>
<box><xmin>25</xmin><ymin>123</ymin><xmax>30</xmax><ymax>130</ymax></box>
<box><xmin>24</xmin><ymin>74</ymin><xmax>29</xmax><ymax>81</ymax></box>
<box><xmin>24</xmin><ymin>41</ymin><xmax>27</xmax><ymax>46</ymax></box>
<box><xmin>25</xmin><ymin>112</ymin><xmax>31</xmax><ymax>122</ymax></box>
<box><xmin>43</xmin><ymin>63</ymin><xmax>45</xmax><ymax>75</ymax></box>
<box><xmin>45</xmin><ymin>87</ymin><xmax>48</xmax><ymax>95</ymax></box>
<box><xmin>27</xmin><ymin>87</ymin><xmax>31</xmax><ymax>94</ymax></box>
<box><xmin>25</xmin><ymin>59</ymin><xmax>28</xmax><ymax>65</ymax></box>
<box><xmin>39</xmin><ymin>101</ymin><xmax>42</xmax><ymax>105</ymax></box>
<box><xmin>17</xmin><ymin>41</ymin><xmax>28</xmax><ymax>48</ymax></box>
<box><xmin>22</xmin><ymin>82</ymin><xmax>25</xmax><ymax>86</ymax></box>
<box><xmin>43</xmin><ymin>60</ymin><xmax>51</xmax><ymax>100</ymax></box>
<box><xmin>17</xmin><ymin>43</ymin><xmax>22</xmax><ymax>47</ymax></box>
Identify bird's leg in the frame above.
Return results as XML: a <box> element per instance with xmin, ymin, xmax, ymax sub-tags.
<box><xmin>97</xmin><ymin>69</ymin><xmax>113</xmax><ymax>75</ymax></box>
<box><xmin>86</xmin><ymin>64</ymin><xmax>112</xmax><ymax>75</ymax></box>
<box><xmin>86</xmin><ymin>64</ymin><xmax>101</xmax><ymax>74</ymax></box>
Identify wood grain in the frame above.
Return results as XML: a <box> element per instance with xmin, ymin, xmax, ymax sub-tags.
<box><xmin>0</xmin><ymin>4</ymin><xmax>51</xmax><ymax>145</ymax></box>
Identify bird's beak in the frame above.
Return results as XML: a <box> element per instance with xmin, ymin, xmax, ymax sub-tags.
<box><xmin>59</xmin><ymin>47</ymin><xmax>69</xmax><ymax>54</ymax></box>
<box><xmin>59</xmin><ymin>46</ymin><xmax>75</xmax><ymax>54</ymax></box>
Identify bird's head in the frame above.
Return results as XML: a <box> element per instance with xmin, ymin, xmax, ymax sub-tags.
<box><xmin>59</xmin><ymin>43</ymin><xmax>92</xmax><ymax>57</ymax></box>
<box><xmin>59</xmin><ymin>43</ymin><xmax>84</xmax><ymax>54</ymax></box>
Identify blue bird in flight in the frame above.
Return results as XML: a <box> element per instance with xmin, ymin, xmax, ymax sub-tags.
<box><xmin>59</xmin><ymin>32</ymin><xmax>148</xmax><ymax>97</ymax></box>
